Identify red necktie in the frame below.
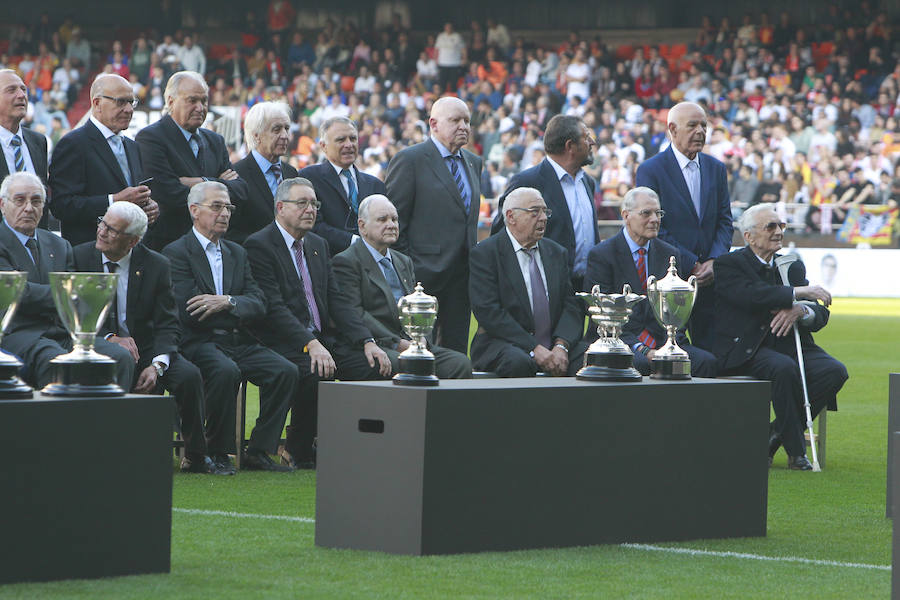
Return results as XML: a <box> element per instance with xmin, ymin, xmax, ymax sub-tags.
<box><xmin>636</xmin><ymin>248</ymin><xmax>657</xmax><ymax>349</ymax></box>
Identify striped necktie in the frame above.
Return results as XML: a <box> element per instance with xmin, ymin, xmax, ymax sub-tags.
<box><xmin>341</xmin><ymin>168</ymin><xmax>358</xmax><ymax>213</ymax></box>
<box><xmin>445</xmin><ymin>155</ymin><xmax>470</xmax><ymax>213</ymax></box>
<box><xmin>11</xmin><ymin>135</ymin><xmax>25</xmax><ymax>172</ymax></box>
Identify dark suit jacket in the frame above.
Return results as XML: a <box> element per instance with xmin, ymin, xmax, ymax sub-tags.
<box><xmin>0</xmin><ymin>224</ymin><xmax>72</xmax><ymax>353</ymax></box>
<box><xmin>299</xmin><ymin>161</ymin><xmax>386</xmax><ymax>254</ymax></box>
<box><xmin>491</xmin><ymin>158</ymin><xmax>600</xmax><ymax>276</ymax></box>
<box><xmin>384</xmin><ymin>138</ymin><xmax>481</xmax><ymax>290</ymax></box>
<box><xmin>49</xmin><ymin>120</ymin><xmax>144</xmax><ymax>246</ymax></box>
<box><xmin>229</xmin><ymin>153</ymin><xmax>298</xmax><ymax>245</ymax></box>
<box><xmin>634</xmin><ymin>146</ymin><xmax>733</xmax><ymax>267</ymax></box>
<box><xmin>161</xmin><ymin>230</ymin><xmax>265</xmax><ymax>354</ymax></box>
<box><xmin>712</xmin><ymin>246</ymin><xmax>829</xmax><ymax>371</ymax></box>
<box><xmin>72</xmin><ymin>242</ymin><xmax>180</xmax><ymax>370</ymax></box>
<box><xmin>136</xmin><ymin>115</ymin><xmax>248</xmax><ymax>251</ymax></box>
<box><xmin>584</xmin><ymin>231</ymin><xmax>689</xmax><ymax>347</ymax></box>
<box><xmin>244</xmin><ymin>223</ymin><xmax>371</xmax><ymax>356</ymax></box>
<box><xmin>1</xmin><ymin>127</ymin><xmax>49</xmax><ymax>229</ymax></box>
<box><xmin>332</xmin><ymin>239</ymin><xmax>416</xmax><ymax>349</ymax></box>
<box><xmin>469</xmin><ymin>231</ymin><xmax>583</xmax><ymax>358</ymax></box>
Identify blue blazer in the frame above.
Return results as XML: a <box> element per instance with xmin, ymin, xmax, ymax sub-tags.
<box><xmin>634</xmin><ymin>147</ymin><xmax>733</xmax><ymax>268</ymax></box>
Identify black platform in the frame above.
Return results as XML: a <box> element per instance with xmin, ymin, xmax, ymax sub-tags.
<box><xmin>315</xmin><ymin>377</ymin><xmax>770</xmax><ymax>555</ymax></box>
<box><xmin>0</xmin><ymin>393</ymin><xmax>174</xmax><ymax>584</ymax></box>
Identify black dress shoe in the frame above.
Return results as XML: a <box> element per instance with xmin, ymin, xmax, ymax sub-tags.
<box><xmin>181</xmin><ymin>454</ymin><xmax>233</xmax><ymax>475</ymax></box>
<box><xmin>281</xmin><ymin>449</ymin><xmax>315</xmax><ymax>470</ymax></box>
<box><xmin>788</xmin><ymin>455</ymin><xmax>813</xmax><ymax>471</ymax></box>
<box><xmin>210</xmin><ymin>453</ymin><xmax>237</xmax><ymax>475</ymax></box>
<box><xmin>243</xmin><ymin>449</ymin><xmax>293</xmax><ymax>472</ymax></box>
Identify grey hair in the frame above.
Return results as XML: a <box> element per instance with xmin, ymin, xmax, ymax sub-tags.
<box><xmin>358</xmin><ymin>194</ymin><xmax>393</xmax><ymax>222</ymax></box>
<box><xmin>105</xmin><ymin>201</ymin><xmax>148</xmax><ymax>238</ymax></box>
<box><xmin>0</xmin><ymin>172</ymin><xmax>45</xmax><ymax>202</ymax></box>
<box><xmin>163</xmin><ymin>71</ymin><xmax>208</xmax><ymax>115</ymax></box>
<box><xmin>318</xmin><ymin>116</ymin><xmax>357</xmax><ymax>141</ymax></box>
<box><xmin>244</xmin><ymin>101</ymin><xmax>292</xmax><ymax>151</ymax></box>
<box><xmin>737</xmin><ymin>203</ymin><xmax>776</xmax><ymax>236</ymax></box>
<box><xmin>621</xmin><ymin>186</ymin><xmax>659</xmax><ymax>212</ymax></box>
<box><xmin>502</xmin><ymin>187</ymin><xmax>542</xmax><ymax>223</ymax></box>
<box><xmin>187</xmin><ymin>180</ymin><xmax>227</xmax><ymax>209</ymax></box>
<box><xmin>273</xmin><ymin>177</ymin><xmax>315</xmax><ymax>214</ymax></box>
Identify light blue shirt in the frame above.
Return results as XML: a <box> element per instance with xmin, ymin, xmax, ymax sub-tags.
<box><xmin>252</xmin><ymin>149</ymin><xmax>280</xmax><ymax>197</ymax></box>
<box><xmin>546</xmin><ymin>156</ymin><xmax>594</xmax><ymax>276</ymax></box>
<box><xmin>3</xmin><ymin>220</ymin><xmax>38</xmax><ymax>263</ymax></box>
<box><xmin>175</xmin><ymin>122</ymin><xmax>199</xmax><ymax>157</ymax></box>
<box><xmin>361</xmin><ymin>238</ymin><xmax>398</xmax><ymax>283</ymax></box>
<box><xmin>431</xmin><ymin>137</ymin><xmax>472</xmax><ymax>206</ymax></box>
<box><xmin>622</xmin><ymin>227</ymin><xmax>650</xmax><ymax>273</ymax></box>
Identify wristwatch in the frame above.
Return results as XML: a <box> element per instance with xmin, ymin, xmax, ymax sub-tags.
<box><xmin>152</xmin><ymin>361</ymin><xmax>165</xmax><ymax>378</ymax></box>
<box><xmin>227</xmin><ymin>295</ymin><xmax>237</xmax><ymax>310</ymax></box>
<box><xmin>362</xmin><ymin>337</ymin><xmax>376</xmax><ymax>347</ymax></box>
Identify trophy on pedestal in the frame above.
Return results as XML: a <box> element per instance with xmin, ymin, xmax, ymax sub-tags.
<box><xmin>42</xmin><ymin>272</ymin><xmax>125</xmax><ymax>397</ymax></box>
<box><xmin>646</xmin><ymin>256</ymin><xmax>698</xmax><ymax>380</ymax></box>
<box><xmin>0</xmin><ymin>271</ymin><xmax>34</xmax><ymax>399</ymax></box>
<box><xmin>393</xmin><ymin>282</ymin><xmax>439</xmax><ymax>387</ymax></box>
<box><xmin>576</xmin><ymin>284</ymin><xmax>645</xmax><ymax>382</ymax></box>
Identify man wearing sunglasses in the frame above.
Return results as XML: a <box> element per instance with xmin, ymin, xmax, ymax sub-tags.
<box><xmin>713</xmin><ymin>204</ymin><xmax>848</xmax><ymax>471</ymax></box>
<box><xmin>50</xmin><ymin>73</ymin><xmax>159</xmax><ymax>247</ymax></box>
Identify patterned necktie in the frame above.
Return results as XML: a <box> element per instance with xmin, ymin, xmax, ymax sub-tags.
<box><xmin>269</xmin><ymin>162</ymin><xmax>282</xmax><ymax>197</ymax></box>
<box><xmin>445</xmin><ymin>155</ymin><xmax>470</xmax><ymax>213</ymax></box>
<box><xmin>24</xmin><ymin>237</ymin><xmax>40</xmax><ymax>269</ymax></box>
<box><xmin>292</xmin><ymin>239</ymin><xmax>321</xmax><ymax>332</ymax></box>
<box><xmin>686</xmin><ymin>160</ymin><xmax>701</xmax><ymax>217</ymax></box>
<box><xmin>341</xmin><ymin>168</ymin><xmax>358</xmax><ymax>213</ymax></box>
<box><xmin>10</xmin><ymin>135</ymin><xmax>24</xmax><ymax>172</ymax></box>
<box><xmin>189</xmin><ymin>133</ymin><xmax>200</xmax><ymax>158</ymax></box>
<box><xmin>207</xmin><ymin>242</ymin><xmax>223</xmax><ymax>295</ymax></box>
<box><xmin>191</xmin><ymin>133</ymin><xmax>205</xmax><ymax>171</ymax></box>
<box><xmin>635</xmin><ymin>248</ymin><xmax>657</xmax><ymax>349</ymax></box>
<box><xmin>109</xmin><ymin>135</ymin><xmax>133</xmax><ymax>186</ymax></box>
<box><xmin>379</xmin><ymin>256</ymin><xmax>404</xmax><ymax>303</ymax></box>
<box><xmin>105</xmin><ymin>261</ymin><xmax>120</xmax><ymax>335</ymax></box>
<box><xmin>524</xmin><ymin>247</ymin><xmax>552</xmax><ymax>350</ymax></box>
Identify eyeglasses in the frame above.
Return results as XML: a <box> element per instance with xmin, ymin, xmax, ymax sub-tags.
<box><xmin>281</xmin><ymin>199</ymin><xmax>321</xmax><ymax>210</ymax></box>
<box><xmin>761</xmin><ymin>221</ymin><xmax>787</xmax><ymax>232</ymax></box>
<box><xmin>637</xmin><ymin>209</ymin><xmax>665</xmax><ymax>218</ymax></box>
<box><xmin>510</xmin><ymin>206</ymin><xmax>552</xmax><ymax>218</ymax></box>
<box><xmin>97</xmin><ymin>217</ymin><xmax>127</xmax><ymax>238</ymax></box>
<box><xmin>8</xmin><ymin>195</ymin><xmax>45</xmax><ymax>208</ymax></box>
<box><xmin>200</xmin><ymin>202</ymin><xmax>236</xmax><ymax>213</ymax></box>
<box><xmin>100</xmin><ymin>95</ymin><xmax>138</xmax><ymax>108</ymax></box>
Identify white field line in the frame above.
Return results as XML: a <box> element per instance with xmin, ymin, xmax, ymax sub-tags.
<box><xmin>172</xmin><ymin>508</ymin><xmax>891</xmax><ymax>571</ymax></box>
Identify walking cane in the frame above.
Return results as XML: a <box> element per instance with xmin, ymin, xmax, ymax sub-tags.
<box><xmin>773</xmin><ymin>254</ymin><xmax>822</xmax><ymax>472</ymax></box>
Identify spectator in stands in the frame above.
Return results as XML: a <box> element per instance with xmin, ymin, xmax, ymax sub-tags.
<box><xmin>435</xmin><ymin>22</ymin><xmax>465</xmax><ymax>93</ymax></box>
<box><xmin>178</xmin><ymin>36</ymin><xmax>206</xmax><ymax>76</ymax></box>
<box><xmin>65</xmin><ymin>28</ymin><xmax>91</xmax><ymax>72</ymax></box>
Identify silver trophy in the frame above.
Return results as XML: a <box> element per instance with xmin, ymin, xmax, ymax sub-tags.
<box><xmin>646</xmin><ymin>256</ymin><xmax>697</xmax><ymax>380</ymax></box>
<box><xmin>576</xmin><ymin>284</ymin><xmax>645</xmax><ymax>381</ymax></box>
<box><xmin>0</xmin><ymin>271</ymin><xmax>33</xmax><ymax>399</ymax></box>
<box><xmin>393</xmin><ymin>282</ymin><xmax>439</xmax><ymax>386</ymax></box>
<box><xmin>42</xmin><ymin>272</ymin><xmax>125</xmax><ymax>397</ymax></box>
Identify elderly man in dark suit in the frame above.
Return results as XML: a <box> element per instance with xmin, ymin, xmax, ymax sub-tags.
<box><xmin>0</xmin><ymin>69</ymin><xmax>49</xmax><ymax>229</ymax></box>
<box><xmin>137</xmin><ymin>71</ymin><xmax>247</xmax><ymax>251</ymax></box>
<box><xmin>470</xmin><ymin>187</ymin><xmax>587</xmax><ymax>377</ymax></box>
<box><xmin>50</xmin><ymin>73</ymin><xmax>159</xmax><ymax>247</ymax></box>
<box><xmin>385</xmin><ymin>96</ymin><xmax>482</xmax><ymax>354</ymax></box>
<box><xmin>492</xmin><ymin>114</ymin><xmax>600</xmax><ymax>292</ymax></box>
<box><xmin>245</xmin><ymin>177</ymin><xmax>391</xmax><ymax>469</ymax></box>
<box><xmin>162</xmin><ymin>181</ymin><xmax>297</xmax><ymax>473</ymax></box>
<box><xmin>229</xmin><ymin>101</ymin><xmax>297</xmax><ymax>245</ymax></box>
<box><xmin>635</xmin><ymin>102</ymin><xmax>733</xmax><ymax>351</ymax></box>
<box><xmin>584</xmin><ymin>186</ymin><xmax>716</xmax><ymax>377</ymax></box>
<box><xmin>0</xmin><ymin>172</ymin><xmax>134</xmax><ymax>389</ymax></box>
<box><xmin>300</xmin><ymin>116</ymin><xmax>386</xmax><ymax>254</ymax></box>
<box><xmin>72</xmin><ymin>201</ymin><xmax>226</xmax><ymax>474</ymax></box>
<box><xmin>714</xmin><ymin>204</ymin><xmax>848</xmax><ymax>471</ymax></box>
<box><xmin>332</xmin><ymin>194</ymin><xmax>471</xmax><ymax>378</ymax></box>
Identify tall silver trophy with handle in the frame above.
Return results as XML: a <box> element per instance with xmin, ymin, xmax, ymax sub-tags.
<box><xmin>393</xmin><ymin>282</ymin><xmax>439</xmax><ymax>386</ymax></box>
<box><xmin>646</xmin><ymin>256</ymin><xmax>697</xmax><ymax>380</ymax></box>
<box><xmin>42</xmin><ymin>272</ymin><xmax>125</xmax><ymax>397</ymax></box>
<box><xmin>576</xmin><ymin>284</ymin><xmax>646</xmax><ymax>381</ymax></box>
<box><xmin>0</xmin><ymin>271</ymin><xmax>34</xmax><ymax>399</ymax></box>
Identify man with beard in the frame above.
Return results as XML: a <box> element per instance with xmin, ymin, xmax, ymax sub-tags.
<box><xmin>492</xmin><ymin>115</ymin><xmax>600</xmax><ymax>292</ymax></box>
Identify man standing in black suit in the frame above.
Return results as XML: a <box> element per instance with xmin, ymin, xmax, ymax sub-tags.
<box><xmin>470</xmin><ymin>187</ymin><xmax>587</xmax><ymax>377</ymax></box>
<box><xmin>73</xmin><ymin>201</ymin><xmax>225</xmax><ymax>474</ymax></box>
<box><xmin>50</xmin><ymin>73</ymin><xmax>160</xmax><ymax>247</ymax></box>
<box><xmin>137</xmin><ymin>71</ymin><xmax>247</xmax><ymax>251</ymax></box>
<box><xmin>583</xmin><ymin>186</ymin><xmax>716</xmax><ymax>377</ymax></box>
<box><xmin>492</xmin><ymin>115</ymin><xmax>600</xmax><ymax>292</ymax></box>
<box><xmin>385</xmin><ymin>97</ymin><xmax>482</xmax><ymax>354</ymax></box>
<box><xmin>300</xmin><ymin>116</ymin><xmax>386</xmax><ymax>254</ymax></box>
<box><xmin>0</xmin><ymin>172</ymin><xmax>134</xmax><ymax>389</ymax></box>
<box><xmin>713</xmin><ymin>204</ymin><xmax>848</xmax><ymax>470</ymax></box>
<box><xmin>245</xmin><ymin>177</ymin><xmax>391</xmax><ymax>469</ymax></box>
<box><xmin>163</xmin><ymin>181</ymin><xmax>297</xmax><ymax>473</ymax></box>
<box><xmin>0</xmin><ymin>69</ymin><xmax>49</xmax><ymax>229</ymax></box>
<box><xmin>229</xmin><ymin>101</ymin><xmax>297</xmax><ymax>245</ymax></box>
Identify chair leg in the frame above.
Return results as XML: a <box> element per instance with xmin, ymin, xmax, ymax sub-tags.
<box><xmin>818</xmin><ymin>410</ymin><xmax>827</xmax><ymax>469</ymax></box>
<box><xmin>234</xmin><ymin>380</ymin><xmax>247</xmax><ymax>469</ymax></box>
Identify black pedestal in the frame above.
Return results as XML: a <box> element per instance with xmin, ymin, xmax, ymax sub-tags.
<box><xmin>393</xmin><ymin>354</ymin><xmax>439</xmax><ymax>386</ymax></box>
<box><xmin>576</xmin><ymin>349</ymin><xmax>641</xmax><ymax>381</ymax></box>
<box><xmin>42</xmin><ymin>360</ymin><xmax>125</xmax><ymax>397</ymax></box>
<box><xmin>650</xmin><ymin>357</ymin><xmax>691</xmax><ymax>380</ymax></box>
<box><xmin>0</xmin><ymin>393</ymin><xmax>173</xmax><ymax>583</ymax></box>
<box><xmin>0</xmin><ymin>361</ymin><xmax>33</xmax><ymax>399</ymax></box>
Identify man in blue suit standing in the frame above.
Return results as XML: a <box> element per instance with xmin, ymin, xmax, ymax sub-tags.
<box><xmin>635</xmin><ymin>102</ymin><xmax>733</xmax><ymax>351</ymax></box>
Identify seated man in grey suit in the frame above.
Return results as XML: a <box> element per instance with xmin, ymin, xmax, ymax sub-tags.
<box><xmin>0</xmin><ymin>172</ymin><xmax>134</xmax><ymax>389</ymax></box>
<box><xmin>332</xmin><ymin>194</ymin><xmax>471</xmax><ymax>379</ymax></box>
<box><xmin>469</xmin><ymin>187</ymin><xmax>588</xmax><ymax>377</ymax></box>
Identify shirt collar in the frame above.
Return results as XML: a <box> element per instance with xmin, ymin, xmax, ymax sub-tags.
<box><xmin>192</xmin><ymin>226</ymin><xmax>219</xmax><ymax>250</ymax></box>
<box><xmin>430</xmin><ymin>136</ymin><xmax>459</xmax><ymax>159</ymax></box>
<box><xmin>671</xmin><ymin>144</ymin><xmax>699</xmax><ymax>171</ymax></box>
<box><xmin>328</xmin><ymin>160</ymin><xmax>355</xmax><ymax>178</ymax></box>
<box><xmin>545</xmin><ymin>155</ymin><xmax>583</xmax><ymax>183</ymax></box>
<box><xmin>252</xmin><ymin>149</ymin><xmax>278</xmax><ymax>174</ymax></box>
<box><xmin>90</xmin><ymin>115</ymin><xmax>118</xmax><ymax>140</ymax></box>
<box><xmin>275</xmin><ymin>219</ymin><xmax>301</xmax><ymax>251</ymax></box>
<box><xmin>3</xmin><ymin>220</ymin><xmax>33</xmax><ymax>247</ymax></box>
<box><xmin>0</xmin><ymin>124</ymin><xmax>22</xmax><ymax>144</ymax></box>
<box><xmin>505</xmin><ymin>226</ymin><xmax>537</xmax><ymax>252</ymax></box>
<box><xmin>175</xmin><ymin>121</ymin><xmax>197</xmax><ymax>144</ymax></box>
<box><xmin>101</xmin><ymin>249</ymin><xmax>132</xmax><ymax>271</ymax></box>
<box><xmin>361</xmin><ymin>237</ymin><xmax>392</xmax><ymax>262</ymax></box>
<box><xmin>622</xmin><ymin>228</ymin><xmax>650</xmax><ymax>255</ymax></box>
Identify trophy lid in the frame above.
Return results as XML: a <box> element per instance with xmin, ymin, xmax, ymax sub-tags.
<box><xmin>652</xmin><ymin>256</ymin><xmax>695</xmax><ymax>292</ymax></box>
<box><xmin>398</xmin><ymin>282</ymin><xmax>438</xmax><ymax>311</ymax></box>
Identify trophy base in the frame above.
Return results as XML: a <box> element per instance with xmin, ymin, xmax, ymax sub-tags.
<box><xmin>0</xmin><ymin>360</ymin><xmax>33</xmax><ymax>400</ymax></box>
<box><xmin>576</xmin><ymin>351</ymin><xmax>642</xmax><ymax>382</ymax></box>
<box><xmin>393</xmin><ymin>355</ymin><xmax>439</xmax><ymax>387</ymax></box>
<box><xmin>650</xmin><ymin>357</ymin><xmax>692</xmax><ymax>380</ymax></box>
<box><xmin>41</xmin><ymin>361</ymin><xmax>125</xmax><ymax>397</ymax></box>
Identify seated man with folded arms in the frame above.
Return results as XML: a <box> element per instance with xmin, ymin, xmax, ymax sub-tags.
<box><xmin>469</xmin><ymin>187</ymin><xmax>588</xmax><ymax>377</ymax></box>
<box><xmin>332</xmin><ymin>194</ymin><xmax>472</xmax><ymax>379</ymax></box>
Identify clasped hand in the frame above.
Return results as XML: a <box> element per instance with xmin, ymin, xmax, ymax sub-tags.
<box><xmin>186</xmin><ymin>294</ymin><xmax>232</xmax><ymax>321</ymax></box>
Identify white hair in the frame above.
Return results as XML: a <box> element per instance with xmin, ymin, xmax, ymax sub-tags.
<box><xmin>0</xmin><ymin>172</ymin><xmax>45</xmax><ymax>202</ymax></box>
<box><xmin>162</xmin><ymin>71</ymin><xmax>208</xmax><ymax>115</ymax></box>
<box><xmin>244</xmin><ymin>101</ymin><xmax>292</xmax><ymax>151</ymax></box>
<box><xmin>106</xmin><ymin>201</ymin><xmax>148</xmax><ymax>238</ymax></box>
<box><xmin>187</xmin><ymin>181</ymin><xmax>227</xmax><ymax>209</ymax></box>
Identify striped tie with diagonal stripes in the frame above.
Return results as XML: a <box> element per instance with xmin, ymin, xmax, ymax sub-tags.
<box><xmin>445</xmin><ymin>155</ymin><xmax>470</xmax><ymax>213</ymax></box>
<box><xmin>11</xmin><ymin>135</ymin><xmax>24</xmax><ymax>172</ymax></box>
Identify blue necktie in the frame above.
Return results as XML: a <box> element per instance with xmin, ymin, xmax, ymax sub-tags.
<box><xmin>269</xmin><ymin>162</ymin><xmax>282</xmax><ymax>197</ymax></box>
<box><xmin>109</xmin><ymin>135</ymin><xmax>133</xmax><ymax>186</ymax></box>
<box><xmin>341</xmin><ymin>168</ymin><xmax>358</xmax><ymax>212</ymax></box>
<box><xmin>10</xmin><ymin>135</ymin><xmax>24</xmax><ymax>172</ymax></box>
<box><xmin>446</xmin><ymin>155</ymin><xmax>470</xmax><ymax>213</ymax></box>
<box><xmin>379</xmin><ymin>256</ymin><xmax>404</xmax><ymax>303</ymax></box>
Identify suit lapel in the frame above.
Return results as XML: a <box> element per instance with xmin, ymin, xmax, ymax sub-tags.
<box><xmin>126</xmin><ymin>245</ymin><xmax>145</xmax><ymax>331</ymax></box>
<box><xmin>123</xmin><ymin>138</ymin><xmax>143</xmax><ymax>184</ymax></box>
<box><xmin>662</xmin><ymin>148</ymin><xmax>699</xmax><ymax>224</ymax></box>
<box><xmin>85</xmin><ymin>121</ymin><xmax>129</xmax><ymax>189</ymax></box>
<box><xmin>303</xmin><ymin>237</ymin><xmax>326</xmax><ymax>319</ymax></box>
<box><xmin>424</xmin><ymin>140</ymin><xmax>468</xmax><ymax>217</ymax></box>
<box><xmin>162</xmin><ymin>116</ymin><xmax>201</xmax><ymax>175</ymax></box>
<box><xmin>393</xmin><ymin>253</ymin><xmax>415</xmax><ymax>294</ymax></box>
<box><xmin>647</xmin><ymin>239</ymin><xmax>673</xmax><ymax>280</ymax></box>
<box><xmin>615</xmin><ymin>233</ymin><xmax>642</xmax><ymax>292</ymax></box>
<box><xmin>322</xmin><ymin>163</ymin><xmax>352</xmax><ymax>208</ymax></box>
<box><xmin>3</xmin><ymin>226</ymin><xmax>40</xmax><ymax>281</ymax></box>
<box><xmin>186</xmin><ymin>234</ymin><xmax>216</xmax><ymax>293</ymax></box>
<box><xmin>499</xmin><ymin>233</ymin><xmax>532</xmax><ymax>321</ymax></box>
<box><xmin>221</xmin><ymin>242</ymin><xmax>234</xmax><ymax>293</ymax></box>
<box><xmin>22</xmin><ymin>130</ymin><xmax>47</xmax><ymax>180</ymax></box>
<box><xmin>540</xmin><ymin>160</ymin><xmax>575</xmax><ymax>240</ymax></box>
<box><xmin>356</xmin><ymin>242</ymin><xmax>397</xmax><ymax>316</ymax></box>
<box><xmin>245</xmin><ymin>158</ymin><xmax>274</xmax><ymax>211</ymax></box>
<box><xmin>541</xmin><ymin>242</ymin><xmax>562</xmax><ymax>320</ymax></box>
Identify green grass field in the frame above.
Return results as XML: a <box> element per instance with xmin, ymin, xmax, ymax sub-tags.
<box><xmin>3</xmin><ymin>298</ymin><xmax>898</xmax><ymax>599</ymax></box>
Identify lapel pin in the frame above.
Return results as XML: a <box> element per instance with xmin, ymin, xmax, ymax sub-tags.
<box><xmin>135</xmin><ymin>270</ymin><xmax>141</xmax><ymax>277</ymax></box>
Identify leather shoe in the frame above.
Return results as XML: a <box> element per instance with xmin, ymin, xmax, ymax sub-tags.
<box><xmin>280</xmin><ymin>448</ymin><xmax>315</xmax><ymax>470</ymax></box>
<box><xmin>181</xmin><ymin>454</ymin><xmax>233</xmax><ymax>475</ymax></box>
<box><xmin>210</xmin><ymin>453</ymin><xmax>237</xmax><ymax>475</ymax></box>
<box><xmin>243</xmin><ymin>449</ymin><xmax>293</xmax><ymax>472</ymax></box>
<box><xmin>788</xmin><ymin>455</ymin><xmax>813</xmax><ymax>471</ymax></box>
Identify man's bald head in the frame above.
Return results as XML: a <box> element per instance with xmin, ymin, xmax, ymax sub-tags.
<box><xmin>667</xmin><ymin>101</ymin><xmax>708</xmax><ymax>159</ymax></box>
<box><xmin>503</xmin><ymin>187</ymin><xmax>548</xmax><ymax>247</ymax></box>
<box><xmin>90</xmin><ymin>73</ymin><xmax>135</xmax><ymax>134</ymax></box>
<box><xmin>429</xmin><ymin>97</ymin><xmax>471</xmax><ymax>153</ymax></box>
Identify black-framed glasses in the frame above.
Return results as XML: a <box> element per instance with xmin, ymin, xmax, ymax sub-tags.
<box><xmin>637</xmin><ymin>209</ymin><xmax>665</xmax><ymax>218</ymax></box>
<box><xmin>761</xmin><ymin>221</ymin><xmax>787</xmax><ymax>232</ymax></box>
<box><xmin>510</xmin><ymin>206</ymin><xmax>552</xmax><ymax>218</ymax></box>
<box><xmin>97</xmin><ymin>216</ymin><xmax>127</xmax><ymax>238</ymax></box>
<box><xmin>200</xmin><ymin>202</ymin><xmax>236</xmax><ymax>213</ymax></box>
<box><xmin>9</xmin><ymin>195</ymin><xmax>44</xmax><ymax>208</ymax></box>
<box><xmin>281</xmin><ymin>199</ymin><xmax>321</xmax><ymax>210</ymax></box>
<box><xmin>100</xmin><ymin>95</ymin><xmax>138</xmax><ymax>108</ymax></box>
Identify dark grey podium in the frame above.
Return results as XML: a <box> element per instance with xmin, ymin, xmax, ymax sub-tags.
<box><xmin>315</xmin><ymin>377</ymin><xmax>770</xmax><ymax>555</ymax></box>
<box><xmin>0</xmin><ymin>393</ymin><xmax>174</xmax><ymax>584</ymax></box>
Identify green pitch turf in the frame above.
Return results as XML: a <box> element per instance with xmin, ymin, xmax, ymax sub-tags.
<box><xmin>2</xmin><ymin>298</ymin><xmax>897</xmax><ymax>598</ymax></box>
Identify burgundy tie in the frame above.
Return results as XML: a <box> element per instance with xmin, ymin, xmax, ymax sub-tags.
<box><xmin>524</xmin><ymin>247</ymin><xmax>552</xmax><ymax>350</ymax></box>
<box><xmin>292</xmin><ymin>239</ymin><xmax>322</xmax><ymax>332</ymax></box>
<box><xmin>636</xmin><ymin>248</ymin><xmax>656</xmax><ymax>349</ymax></box>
